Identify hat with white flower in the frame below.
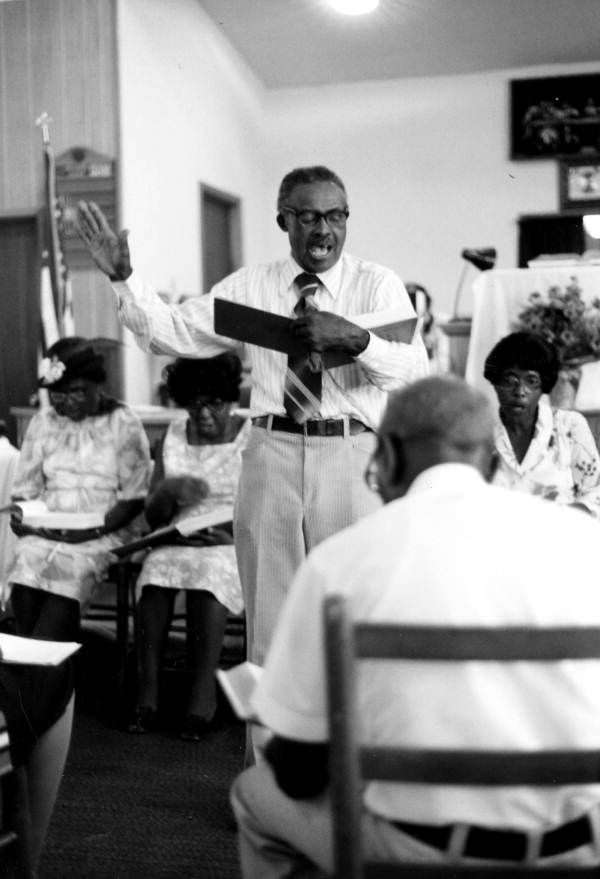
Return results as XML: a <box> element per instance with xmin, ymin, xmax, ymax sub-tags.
<box><xmin>38</xmin><ymin>337</ymin><xmax>106</xmax><ymax>389</ymax></box>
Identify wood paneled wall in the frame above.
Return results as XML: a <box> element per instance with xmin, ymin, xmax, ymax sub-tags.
<box><xmin>0</xmin><ymin>0</ymin><xmax>120</xmax><ymax>339</ymax></box>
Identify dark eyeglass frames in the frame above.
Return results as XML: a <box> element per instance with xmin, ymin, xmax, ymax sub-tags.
<box><xmin>280</xmin><ymin>207</ymin><xmax>349</xmax><ymax>228</ymax></box>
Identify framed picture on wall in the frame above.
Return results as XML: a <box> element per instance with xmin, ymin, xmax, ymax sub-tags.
<box><xmin>559</xmin><ymin>159</ymin><xmax>600</xmax><ymax>211</ymax></box>
<box><xmin>510</xmin><ymin>73</ymin><xmax>600</xmax><ymax>160</ymax></box>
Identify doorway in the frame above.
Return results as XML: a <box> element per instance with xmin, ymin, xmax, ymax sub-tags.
<box><xmin>200</xmin><ymin>184</ymin><xmax>242</xmax><ymax>291</ymax></box>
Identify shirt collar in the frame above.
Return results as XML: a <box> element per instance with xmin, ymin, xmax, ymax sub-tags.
<box><xmin>494</xmin><ymin>396</ymin><xmax>553</xmax><ymax>466</ymax></box>
<box><xmin>279</xmin><ymin>254</ymin><xmax>345</xmax><ymax>301</ymax></box>
<box><xmin>405</xmin><ymin>463</ymin><xmax>486</xmax><ymax>497</ymax></box>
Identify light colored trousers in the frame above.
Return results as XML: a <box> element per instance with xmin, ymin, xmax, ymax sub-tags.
<box><xmin>231</xmin><ymin>764</ymin><xmax>600</xmax><ymax>879</ymax></box>
<box><xmin>234</xmin><ymin>424</ymin><xmax>379</xmax><ymax>667</ymax></box>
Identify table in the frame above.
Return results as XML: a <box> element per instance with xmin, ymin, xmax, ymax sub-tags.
<box><xmin>465</xmin><ymin>265</ymin><xmax>600</xmax><ymax>411</ymax></box>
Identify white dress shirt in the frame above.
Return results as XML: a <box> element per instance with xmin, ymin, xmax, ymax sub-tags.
<box><xmin>112</xmin><ymin>253</ymin><xmax>429</xmax><ymax>429</ymax></box>
<box><xmin>253</xmin><ymin>464</ymin><xmax>600</xmax><ymax>829</ymax></box>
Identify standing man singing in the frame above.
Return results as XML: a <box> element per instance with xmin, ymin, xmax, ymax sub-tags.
<box><xmin>76</xmin><ymin>166</ymin><xmax>428</xmax><ymax>671</ymax></box>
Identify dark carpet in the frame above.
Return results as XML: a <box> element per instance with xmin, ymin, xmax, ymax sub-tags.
<box><xmin>40</xmin><ymin>641</ymin><xmax>246</xmax><ymax>879</ymax></box>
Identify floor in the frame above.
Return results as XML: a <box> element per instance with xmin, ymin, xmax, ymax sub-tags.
<box><xmin>39</xmin><ymin>632</ymin><xmax>246</xmax><ymax>879</ymax></box>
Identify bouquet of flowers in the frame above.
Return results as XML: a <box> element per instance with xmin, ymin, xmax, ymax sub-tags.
<box><xmin>513</xmin><ymin>277</ymin><xmax>600</xmax><ymax>368</ymax></box>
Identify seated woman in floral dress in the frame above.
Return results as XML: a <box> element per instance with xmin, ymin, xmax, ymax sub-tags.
<box><xmin>8</xmin><ymin>337</ymin><xmax>151</xmax><ymax>641</ymax></box>
<box><xmin>128</xmin><ymin>353</ymin><xmax>249</xmax><ymax>740</ymax></box>
<box><xmin>484</xmin><ymin>331</ymin><xmax>600</xmax><ymax>516</ymax></box>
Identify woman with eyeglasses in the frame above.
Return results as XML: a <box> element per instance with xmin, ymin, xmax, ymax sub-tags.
<box><xmin>129</xmin><ymin>353</ymin><xmax>249</xmax><ymax>740</ymax></box>
<box><xmin>483</xmin><ymin>331</ymin><xmax>600</xmax><ymax>515</ymax></box>
<box><xmin>8</xmin><ymin>336</ymin><xmax>151</xmax><ymax>641</ymax></box>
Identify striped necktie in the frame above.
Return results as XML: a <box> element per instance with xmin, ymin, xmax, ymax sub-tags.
<box><xmin>284</xmin><ymin>273</ymin><xmax>322</xmax><ymax>423</ymax></box>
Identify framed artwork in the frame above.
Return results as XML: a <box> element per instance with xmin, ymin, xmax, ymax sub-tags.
<box><xmin>510</xmin><ymin>73</ymin><xmax>600</xmax><ymax>160</ymax></box>
<box><xmin>559</xmin><ymin>159</ymin><xmax>600</xmax><ymax>211</ymax></box>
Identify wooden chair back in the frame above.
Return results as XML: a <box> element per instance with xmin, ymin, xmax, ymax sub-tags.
<box><xmin>324</xmin><ymin>593</ymin><xmax>600</xmax><ymax>879</ymax></box>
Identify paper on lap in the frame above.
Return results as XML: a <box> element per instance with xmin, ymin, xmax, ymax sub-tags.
<box><xmin>3</xmin><ymin>499</ymin><xmax>104</xmax><ymax>530</ymax></box>
<box><xmin>0</xmin><ymin>633</ymin><xmax>80</xmax><ymax>666</ymax></box>
<box><xmin>216</xmin><ymin>661</ymin><xmax>263</xmax><ymax>723</ymax></box>
<box><xmin>110</xmin><ymin>506</ymin><xmax>233</xmax><ymax>558</ymax></box>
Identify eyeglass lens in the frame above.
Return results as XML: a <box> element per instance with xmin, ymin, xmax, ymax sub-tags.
<box><xmin>282</xmin><ymin>207</ymin><xmax>349</xmax><ymax>228</ymax></box>
<box><xmin>49</xmin><ymin>389</ymin><xmax>87</xmax><ymax>403</ymax></box>
<box><xmin>497</xmin><ymin>374</ymin><xmax>541</xmax><ymax>391</ymax></box>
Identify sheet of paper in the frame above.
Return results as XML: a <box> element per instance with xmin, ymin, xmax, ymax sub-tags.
<box><xmin>11</xmin><ymin>499</ymin><xmax>104</xmax><ymax>530</ymax></box>
<box><xmin>110</xmin><ymin>506</ymin><xmax>234</xmax><ymax>558</ymax></box>
<box><xmin>216</xmin><ymin>661</ymin><xmax>263</xmax><ymax>722</ymax></box>
<box><xmin>175</xmin><ymin>506</ymin><xmax>233</xmax><ymax>536</ymax></box>
<box><xmin>214</xmin><ymin>298</ymin><xmax>418</xmax><ymax>368</ymax></box>
<box><xmin>0</xmin><ymin>633</ymin><xmax>81</xmax><ymax>666</ymax></box>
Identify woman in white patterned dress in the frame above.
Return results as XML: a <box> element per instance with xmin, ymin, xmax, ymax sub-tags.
<box><xmin>484</xmin><ymin>332</ymin><xmax>600</xmax><ymax>516</ymax></box>
<box><xmin>129</xmin><ymin>354</ymin><xmax>249</xmax><ymax>740</ymax></box>
<box><xmin>9</xmin><ymin>337</ymin><xmax>151</xmax><ymax>641</ymax></box>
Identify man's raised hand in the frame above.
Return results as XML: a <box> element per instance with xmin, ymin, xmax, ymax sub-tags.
<box><xmin>75</xmin><ymin>200</ymin><xmax>132</xmax><ymax>281</ymax></box>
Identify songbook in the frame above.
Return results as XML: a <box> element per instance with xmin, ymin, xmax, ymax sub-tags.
<box><xmin>0</xmin><ymin>633</ymin><xmax>81</xmax><ymax>666</ymax></box>
<box><xmin>216</xmin><ymin>661</ymin><xmax>263</xmax><ymax>723</ymax></box>
<box><xmin>110</xmin><ymin>506</ymin><xmax>233</xmax><ymax>558</ymax></box>
<box><xmin>0</xmin><ymin>499</ymin><xmax>104</xmax><ymax>530</ymax></box>
<box><xmin>214</xmin><ymin>299</ymin><xmax>418</xmax><ymax>368</ymax></box>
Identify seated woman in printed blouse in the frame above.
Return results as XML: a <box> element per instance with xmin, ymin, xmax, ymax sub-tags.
<box><xmin>483</xmin><ymin>331</ymin><xmax>600</xmax><ymax>516</ymax></box>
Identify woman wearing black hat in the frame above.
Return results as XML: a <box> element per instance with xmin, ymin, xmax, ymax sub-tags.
<box><xmin>8</xmin><ymin>336</ymin><xmax>151</xmax><ymax>641</ymax></box>
<box><xmin>484</xmin><ymin>331</ymin><xmax>600</xmax><ymax>516</ymax></box>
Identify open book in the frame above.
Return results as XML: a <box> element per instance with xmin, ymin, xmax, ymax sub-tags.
<box><xmin>214</xmin><ymin>299</ymin><xmax>418</xmax><ymax>368</ymax></box>
<box><xmin>0</xmin><ymin>633</ymin><xmax>81</xmax><ymax>666</ymax></box>
<box><xmin>111</xmin><ymin>506</ymin><xmax>234</xmax><ymax>558</ymax></box>
<box><xmin>216</xmin><ymin>661</ymin><xmax>263</xmax><ymax>723</ymax></box>
<box><xmin>1</xmin><ymin>499</ymin><xmax>104</xmax><ymax>530</ymax></box>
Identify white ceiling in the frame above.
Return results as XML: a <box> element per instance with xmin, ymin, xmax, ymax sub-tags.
<box><xmin>199</xmin><ymin>0</ymin><xmax>600</xmax><ymax>89</ymax></box>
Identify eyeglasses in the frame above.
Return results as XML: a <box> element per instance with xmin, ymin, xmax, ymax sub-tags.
<box><xmin>364</xmin><ymin>453</ymin><xmax>380</xmax><ymax>493</ymax></box>
<box><xmin>49</xmin><ymin>389</ymin><xmax>87</xmax><ymax>404</ymax></box>
<box><xmin>188</xmin><ymin>395</ymin><xmax>226</xmax><ymax>411</ymax></box>
<box><xmin>496</xmin><ymin>374</ymin><xmax>542</xmax><ymax>392</ymax></box>
<box><xmin>280</xmin><ymin>207</ymin><xmax>349</xmax><ymax>228</ymax></box>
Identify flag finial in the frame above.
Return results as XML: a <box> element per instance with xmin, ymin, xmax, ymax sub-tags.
<box><xmin>35</xmin><ymin>112</ymin><xmax>53</xmax><ymax>146</ymax></box>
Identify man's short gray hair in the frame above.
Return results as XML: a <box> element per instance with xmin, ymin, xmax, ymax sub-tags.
<box><xmin>381</xmin><ymin>376</ymin><xmax>495</xmax><ymax>451</ymax></box>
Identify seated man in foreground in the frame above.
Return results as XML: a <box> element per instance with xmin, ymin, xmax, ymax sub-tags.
<box><xmin>231</xmin><ymin>375</ymin><xmax>600</xmax><ymax>877</ymax></box>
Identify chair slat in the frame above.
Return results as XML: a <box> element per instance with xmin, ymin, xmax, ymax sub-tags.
<box><xmin>360</xmin><ymin>747</ymin><xmax>600</xmax><ymax>785</ymax></box>
<box><xmin>364</xmin><ymin>866</ymin><xmax>600</xmax><ymax>878</ymax></box>
<box><xmin>355</xmin><ymin>626</ymin><xmax>600</xmax><ymax>661</ymax></box>
<box><xmin>325</xmin><ymin>595</ymin><xmax>600</xmax><ymax>879</ymax></box>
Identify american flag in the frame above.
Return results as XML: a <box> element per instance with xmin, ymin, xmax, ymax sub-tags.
<box><xmin>36</xmin><ymin>112</ymin><xmax>75</xmax><ymax>351</ymax></box>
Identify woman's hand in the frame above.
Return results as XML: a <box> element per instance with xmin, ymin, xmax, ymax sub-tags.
<box><xmin>10</xmin><ymin>516</ymin><xmax>48</xmax><ymax>539</ymax></box>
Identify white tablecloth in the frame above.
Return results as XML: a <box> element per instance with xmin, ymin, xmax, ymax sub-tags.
<box><xmin>465</xmin><ymin>266</ymin><xmax>600</xmax><ymax>410</ymax></box>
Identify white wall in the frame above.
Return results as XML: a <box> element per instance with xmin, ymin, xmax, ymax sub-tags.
<box><xmin>114</xmin><ymin>2</ymin><xmax>600</xmax><ymax>401</ymax></box>
<box><xmin>263</xmin><ymin>60</ymin><xmax>600</xmax><ymax>317</ymax></box>
<box><xmin>116</xmin><ymin>0</ymin><xmax>266</xmax><ymax>402</ymax></box>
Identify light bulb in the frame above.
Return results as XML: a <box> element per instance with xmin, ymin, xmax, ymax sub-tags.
<box><xmin>583</xmin><ymin>214</ymin><xmax>600</xmax><ymax>240</ymax></box>
<box><xmin>328</xmin><ymin>0</ymin><xmax>380</xmax><ymax>14</ymax></box>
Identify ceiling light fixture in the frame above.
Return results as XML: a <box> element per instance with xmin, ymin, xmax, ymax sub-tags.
<box><xmin>328</xmin><ymin>0</ymin><xmax>380</xmax><ymax>15</ymax></box>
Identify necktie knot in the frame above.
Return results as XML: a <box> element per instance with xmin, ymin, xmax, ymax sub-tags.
<box><xmin>294</xmin><ymin>273</ymin><xmax>321</xmax><ymax>315</ymax></box>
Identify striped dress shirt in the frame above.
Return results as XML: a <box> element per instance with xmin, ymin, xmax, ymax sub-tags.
<box><xmin>113</xmin><ymin>253</ymin><xmax>429</xmax><ymax>430</ymax></box>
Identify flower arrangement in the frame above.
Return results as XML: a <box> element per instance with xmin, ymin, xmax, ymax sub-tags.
<box><xmin>513</xmin><ymin>277</ymin><xmax>600</xmax><ymax>367</ymax></box>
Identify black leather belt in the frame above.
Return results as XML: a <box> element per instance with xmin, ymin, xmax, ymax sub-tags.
<box><xmin>392</xmin><ymin>814</ymin><xmax>593</xmax><ymax>861</ymax></box>
<box><xmin>252</xmin><ymin>415</ymin><xmax>371</xmax><ymax>437</ymax></box>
